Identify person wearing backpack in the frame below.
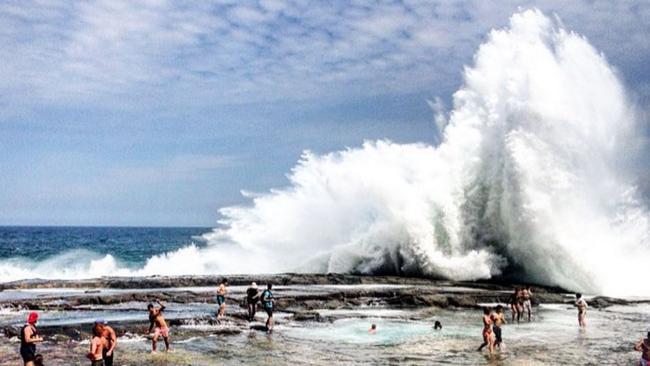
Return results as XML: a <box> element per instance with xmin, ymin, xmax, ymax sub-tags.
<box><xmin>260</xmin><ymin>284</ymin><xmax>275</xmax><ymax>333</ymax></box>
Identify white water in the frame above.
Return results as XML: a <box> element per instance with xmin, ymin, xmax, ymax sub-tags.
<box><xmin>1</xmin><ymin>9</ymin><xmax>648</xmax><ymax>296</ymax></box>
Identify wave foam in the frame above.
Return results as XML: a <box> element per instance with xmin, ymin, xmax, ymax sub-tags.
<box><xmin>1</xmin><ymin>9</ymin><xmax>648</xmax><ymax>296</ymax></box>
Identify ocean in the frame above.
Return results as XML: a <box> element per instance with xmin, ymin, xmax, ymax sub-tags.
<box><xmin>0</xmin><ymin>226</ymin><xmax>211</xmax><ymax>281</ymax></box>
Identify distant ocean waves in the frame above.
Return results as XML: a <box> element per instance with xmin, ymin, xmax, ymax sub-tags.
<box><xmin>0</xmin><ymin>226</ymin><xmax>210</xmax><ymax>281</ymax></box>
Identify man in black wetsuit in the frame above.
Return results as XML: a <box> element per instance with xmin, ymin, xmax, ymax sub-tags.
<box><xmin>246</xmin><ymin>282</ymin><xmax>260</xmax><ymax>321</ymax></box>
<box><xmin>20</xmin><ymin>312</ymin><xmax>43</xmax><ymax>366</ymax></box>
<box><xmin>260</xmin><ymin>284</ymin><xmax>275</xmax><ymax>333</ymax></box>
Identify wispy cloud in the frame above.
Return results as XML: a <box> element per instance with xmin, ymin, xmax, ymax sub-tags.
<box><xmin>2</xmin><ymin>1</ymin><xmax>648</xmax><ymax>115</ymax></box>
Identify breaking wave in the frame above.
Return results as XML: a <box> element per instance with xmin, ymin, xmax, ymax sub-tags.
<box><xmin>1</xmin><ymin>9</ymin><xmax>648</xmax><ymax>296</ymax></box>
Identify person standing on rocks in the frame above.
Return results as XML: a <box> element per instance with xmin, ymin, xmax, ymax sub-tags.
<box><xmin>147</xmin><ymin>300</ymin><xmax>170</xmax><ymax>353</ymax></box>
<box><xmin>634</xmin><ymin>331</ymin><xmax>650</xmax><ymax>366</ymax></box>
<box><xmin>216</xmin><ymin>278</ymin><xmax>228</xmax><ymax>323</ymax></box>
<box><xmin>260</xmin><ymin>283</ymin><xmax>275</xmax><ymax>333</ymax></box>
<box><xmin>246</xmin><ymin>282</ymin><xmax>260</xmax><ymax>321</ymax></box>
<box><xmin>88</xmin><ymin>323</ymin><xmax>108</xmax><ymax>366</ymax></box>
<box><xmin>522</xmin><ymin>286</ymin><xmax>533</xmax><ymax>322</ymax></box>
<box><xmin>509</xmin><ymin>288</ymin><xmax>520</xmax><ymax>323</ymax></box>
<box><xmin>95</xmin><ymin>319</ymin><xmax>116</xmax><ymax>366</ymax></box>
<box><xmin>20</xmin><ymin>312</ymin><xmax>43</xmax><ymax>366</ymax></box>
<box><xmin>477</xmin><ymin>307</ymin><xmax>494</xmax><ymax>353</ymax></box>
<box><xmin>575</xmin><ymin>293</ymin><xmax>588</xmax><ymax>327</ymax></box>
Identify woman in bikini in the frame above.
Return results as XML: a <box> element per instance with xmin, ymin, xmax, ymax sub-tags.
<box><xmin>477</xmin><ymin>307</ymin><xmax>494</xmax><ymax>353</ymax></box>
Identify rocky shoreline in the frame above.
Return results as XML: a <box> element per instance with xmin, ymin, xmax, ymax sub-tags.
<box><xmin>0</xmin><ymin>273</ymin><xmax>640</xmax><ymax>342</ymax></box>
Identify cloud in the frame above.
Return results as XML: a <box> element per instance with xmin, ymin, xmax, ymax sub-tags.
<box><xmin>1</xmin><ymin>0</ymin><xmax>648</xmax><ymax>117</ymax></box>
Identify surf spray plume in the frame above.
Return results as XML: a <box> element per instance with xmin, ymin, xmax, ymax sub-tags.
<box><xmin>1</xmin><ymin>9</ymin><xmax>648</xmax><ymax>296</ymax></box>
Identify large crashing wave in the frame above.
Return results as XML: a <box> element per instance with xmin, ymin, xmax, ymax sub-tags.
<box><xmin>1</xmin><ymin>9</ymin><xmax>648</xmax><ymax>296</ymax></box>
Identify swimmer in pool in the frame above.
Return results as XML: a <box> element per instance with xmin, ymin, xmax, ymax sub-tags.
<box><xmin>369</xmin><ymin>324</ymin><xmax>377</xmax><ymax>333</ymax></box>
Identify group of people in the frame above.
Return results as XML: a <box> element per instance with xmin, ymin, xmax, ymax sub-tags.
<box><xmin>478</xmin><ymin>305</ymin><xmax>507</xmax><ymax>353</ymax></box>
<box><xmin>17</xmin><ymin>279</ymin><xmax>277</xmax><ymax>365</ymax></box>
<box><xmin>476</xmin><ymin>286</ymin><xmax>535</xmax><ymax>355</ymax></box>
<box><xmin>476</xmin><ymin>289</ymin><xmax>599</xmax><ymax>356</ymax></box>
<box><xmin>508</xmin><ymin>286</ymin><xmax>533</xmax><ymax>323</ymax></box>
<box><xmin>215</xmin><ymin>279</ymin><xmax>276</xmax><ymax>332</ymax></box>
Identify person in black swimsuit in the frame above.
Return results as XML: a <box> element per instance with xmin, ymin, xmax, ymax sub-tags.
<box><xmin>246</xmin><ymin>282</ymin><xmax>260</xmax><ymax>321</ymax></box>
<box><xmin>20</xmin><ymin>312</ymin><xmax>43</xmax><ymax>366</ymax></box>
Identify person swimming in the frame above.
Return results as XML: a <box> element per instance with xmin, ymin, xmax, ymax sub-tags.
<box><xmin>575</xmin><ymin>293</ymin><xmax>588</xmax><ymax>327</ymax></box>
<box><xmin>492</xmin><ymin>305</ymin><xmax>506</xmax><ymax>349</ymax></box>
<box><xmin>246</xmin><ymin>282</ymin><xmax>259</xmax><ymax>321</ymax></box>
<box><xmin>147</xmin><ymin>300</ymin><xmax>170</xmax><ymax>353</ymax></box>
<box><xmin>88</xmin><ymin>323</ymin><xmax>108</xmax><ymax>366</ymax></box>
<box><xmin>634</xmin><ymin>332</ymin><xmax>650</xmax><ymax>366</ymax></box>
<box><xmin>216</xmin><ymin>278</ymin><xmax>228</xmax><ymax>323</ymax></box>
<box><xmin>477</xmin><ymin>307</ymin><xmax>494</xmax><ymax>353</ymax></box>
<box><xmin>434</xmin><ymin>320</ymin><xmax>442</xmax><ymax>330</ymax></box>
<box><xmin>20</xmin><ymin>312</ymin><xmax>43</xmax><ymax>366</ymax></box>
<box><xmin>260</xmin><ymin>284</ymin><xmax>275</xmax><ymax>333</ymax></box>
<box><xmin>368</xmin><ymin>324</ymin><xmax>377</xmax><ymax>334</ymax></box>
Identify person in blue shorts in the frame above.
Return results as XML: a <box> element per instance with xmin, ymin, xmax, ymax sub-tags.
<box><xmin>260</xmin><ymin>284</ymin><xmax>275</xmax><ymax>333</ymax></box>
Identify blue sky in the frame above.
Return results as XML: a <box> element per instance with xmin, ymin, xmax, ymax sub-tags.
<box><xmin>1</xmin><ymin>0</ymin><xmax>649</xmax><ymax>227</ymax></box>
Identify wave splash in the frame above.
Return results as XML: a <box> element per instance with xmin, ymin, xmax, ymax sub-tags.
<box><xmin>1</xmin><ymin>9</ymin><xmax>648</xmax><ymax>296</ymax></box>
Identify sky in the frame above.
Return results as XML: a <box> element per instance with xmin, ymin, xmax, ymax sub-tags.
<box><xmin>1</xmin><ymin>0</ymin><xmax>649</xmax><ymax>227</ymax></box>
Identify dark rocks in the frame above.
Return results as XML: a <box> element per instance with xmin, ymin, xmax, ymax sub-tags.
<box><xmin>447</xmin><ymin>295</ymin><xmax>478</xmax><ymax>308</ymax></box>
<box><xmin>293</xmin><ymin>311</ymin><xmax>322</xmax><ymax>322</ymax></box>
<box><xmin>588</xmin><ymin>296</ymin><xmax>630</xmax><ymax>308</ymax></box>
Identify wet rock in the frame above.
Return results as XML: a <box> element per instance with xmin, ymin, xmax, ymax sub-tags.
<box><xmin>293</xmin><ymin>311</ymin><xmax>322</xmax><ymax>322</ymax></box>
<box><xmin>447</xmin><ymin>295</ymin><xmax>478</xmax><ymax>308</ymax></box>
<box><xmin>417</xmin><ymin>295</ymin><xmax>449</xmax><ymax>308</ymax></box>
<box><xmin>588</xmin><ymin>296</ymin><xmax>629</xmax><ymax>308</ymax></box>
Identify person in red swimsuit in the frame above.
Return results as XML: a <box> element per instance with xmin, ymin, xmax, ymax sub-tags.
<box><xmin>477</xmin><ymin>307</ymin><xmax>494</xmax><ymax>353</ymax></box>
